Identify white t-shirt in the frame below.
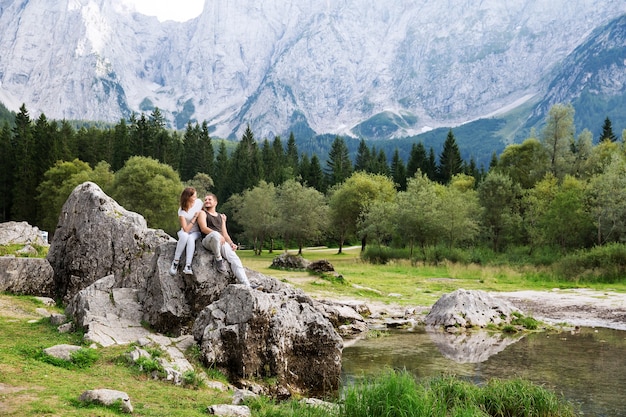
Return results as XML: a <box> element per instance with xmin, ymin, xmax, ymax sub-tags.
<box><xmin>178</xmin><ymin>198</ymin><xmax>203</xmax><ymax>233</ymax></box>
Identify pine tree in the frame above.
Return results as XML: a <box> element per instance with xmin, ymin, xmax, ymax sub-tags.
<box><xmin>181</xmin><ymin>122</ymin><xmax>201</xmax><ymax>181</ymax></box>
<box><xmin>407</xmin><ymin>142</ymin><xmax>426</xmax><ymax>178</ymax></box>
<box><xmin>307</xmin><ymin>154</ymin><xmax>326</xmax><ymax>193</ymax></box>
<box><xmin>600</xmin><ymin>116</ymin><xmax>617</xmax><ymax>142</ymax></box>
<box><xmin>112</xmin><ymin>119</ymin><xmax>131</xmax><ymax>171</ymax></box>
<box><xmin>229</xmin><ymin>125</ymin><xmax>262</xmax><ymax>195</ymax></box>
<box><xmin>0</xmin><ymin>121</ymin><xmax>14</xmax><ymax>221</ymax></box>
<box><xmin>391</xmin><ymin>148</ymin><xmax>407</xmax><ymax>191</ymax></box>
<box><xmin>325</xmin><ymin>136</ymin><xmax>353</xmax><ymax>187</ymax></box>
<box><xmin>214</xmin><ymin>141</ymin><xmax>230</xmax><ymax>202</ymax></box>
<box><xmin>11</xmin><ymin>104</ymin><xmax>37</xmax><ymax>224</ymax></box>
<box><xmin>286</xmin><ymin>132</ymin><xmax>299</xmax><ymax>176</ymax></box>
<box><xmin>437</xmin><ymin>129</ymin><xmax>463</xmax><ymax>184</ymax></box>
<box><xmin>198</xmin><ymin>121</ymin><xmax>215</xmax><ymax>178</ymax></box>
<box><xmin>354</xmin><ymin>138</ymin><xmax>372</xmax><ymax>172</ymax></box>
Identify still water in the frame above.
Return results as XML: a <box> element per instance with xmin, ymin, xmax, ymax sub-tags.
<box><xmin>341</xmin><ymin>327</ymin><xmax>626</xmax><ymax>416</ymax></box>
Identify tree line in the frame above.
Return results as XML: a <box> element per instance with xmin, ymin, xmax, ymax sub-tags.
<box><xmin>2</xmin><ymin>102</ymin><xmax>625</xmax><ymax>262</ymax></box>
<box><xmin>0</xmin><ymin>103</ymin><xmax>476</xmax><ymax>232</ymax></box>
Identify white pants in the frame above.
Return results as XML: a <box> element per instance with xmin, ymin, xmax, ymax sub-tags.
<box><xmin>174</xmin><ymin>230</ymin><xmax>201</xmax><ymax>266</ymax></box>
<box><xmin>202</xmin><ymin>231</ymin><xmax>250</xmax><ymax>286</ymax></box>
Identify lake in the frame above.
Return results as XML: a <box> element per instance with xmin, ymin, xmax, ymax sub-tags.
<box><xmin>341</xmin><ymin>327</ymin><xmax>626</xmax><ymax>416</ymax></box>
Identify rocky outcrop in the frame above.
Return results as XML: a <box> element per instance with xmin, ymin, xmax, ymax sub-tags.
<box><xmin>0</xmin><ymin>221</ymin><xmax>47</xmax><ymax>245</ymax></box>
<box><xmin>0</xmin><ymin>257</ymin><xmax>54</xmax><ymax>297</ymax></box>
<box><xmin>43</xmin><ymin>182</ymin><xmax>344</xmax><ymax>396</ymax></box>
<box><xmin>46</xmin><ymin>182</ymin><xmax>174</xmax><ymax>302</ymax></box>
<box><xmin>192</xmin><ymin>285</ymin><xmax>343</xmax><ymax>397</ymax></box>
<box><xmin>425</xmin><ymin>289</ymin><xmax>520</xmax><ymax>331</ymax></box>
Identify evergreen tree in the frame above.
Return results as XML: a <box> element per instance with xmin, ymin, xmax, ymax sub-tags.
<box><xmin>600</xmin><ymin>116</ymin><xmax>617</xmax><ymax>142</ymax></box>
<box><xmin>391</xmin><ymin>148</ymin><xmax>407</xmax><ymax>191</ymax></box>
<box><xmin>261</xmin><ymin>139</ymin><xmax>275</xmax><ymax>183</ymax></box>
<box><xmin>229</xmin><ymin>125</ymin><xmax>262</xmax><ymax>195</ymax></box>
<box><xmin>0</xmin><ymin>121</ymin><xmax>14</xmax><ymax>221</ymax></box>
<box><xmin>307</xmin><ymin>154</ymin><xmax>326</xmax><ymax>193</ymax></box>
<box><xmin>198</xmin><ymin>121</ymin><xmax>215</xmax><ymax>178</ymax></box>
<box><xmin>11</xmin><ymin>104</ymin><xmax>37</xmax><ymax>224</ymax></box>
<box><xmin>180</xmin><ymin>122</ymin><xmax>201</xmax><ymax>181</ymax></box>
<box><xmin>298</xmin><ymin>153</ymin><xmax>310</xmax><ymax>184</ymax></box>
<box><xmin>489</xmin><ymin>151</ymin><xmax>498</xmax><ymax>171</ymax></box>
<box><xmin>407</xmin><ymin>142</ymin><xmax>426</xmax><ymax>178</ymax></box>
<box><xmin>325</xmin><ymin>136</ymin><xmax>353</xmax><ymax>187</ymax></box>
<box><xmin>112</xmin><ymin>118</ymin><xmax>131</xmax><ymax>171</ymax></box>
<box><xmin>285</xmin><ymin>132</ymin><xmax>299</xmax><ymax>176</ymax></box>
<box><xmin>214</xmin><ymin>141</ymin><xmax>230</xmax><ymax>202</ymax></box>
<box><xmin>148</xmin><ymin>107</ymin><xmax>170</xmax><ymax>163</ymax></box>
<box><xmin>437</xmin><ymin>129</ymin><xmax>463</xmax><ymax>184</ymax></box>
<box><xmin>355</xmin><ymin>138</ymin><xmax>372</xmax><ymax>172</ymax></box>
<box><xmin>372</xmin><ymin>148</ymin><xmax>389</xmax><ymax>176</ymax></box>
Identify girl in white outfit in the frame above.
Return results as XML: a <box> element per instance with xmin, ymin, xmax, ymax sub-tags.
<box><xmin>169</xmin><ymin>187</ymin><xmax>203</xmax><ymax>275</ymax></box>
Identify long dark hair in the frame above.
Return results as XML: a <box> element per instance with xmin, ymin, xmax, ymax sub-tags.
<box><xmin>180</xmin><ymin>187</ymin><xmax>196</xmax><ymax>211</ymax></box>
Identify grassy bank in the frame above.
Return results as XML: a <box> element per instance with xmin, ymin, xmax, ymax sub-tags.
<box><xmin>1</xmin><ymin>246</ymin><xmax>614</xmax><ymax>415</ymax></box>
<box><xmin>0</xmin><ymin>296</ymin><xmax>576</xmax><ymax>416</ymax></box>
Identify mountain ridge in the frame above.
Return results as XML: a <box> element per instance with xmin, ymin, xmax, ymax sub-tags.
<box><xmin>0</xmin><ymin>0</ymin><xmax>625</xmax><ymax>144</ymax></box>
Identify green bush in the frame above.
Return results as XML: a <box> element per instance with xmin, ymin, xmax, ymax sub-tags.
<box><xmin>362</xmin><ymin>246</ymin><xmax>410</xmax><ymax>264</ymax></box>
<box><xmin>554</xmin><ymin>243</ymin><xmax>626</xmax><ymax>283</ymax></box>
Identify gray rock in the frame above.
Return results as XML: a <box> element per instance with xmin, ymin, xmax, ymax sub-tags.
<box><xmin>15</xmin><ymin>244</ymin><xmax>38</xmax><ymax>256</ymax></box>
<box><xmin>425</xmin><ymin>289</ymin><xmax>521</xmax><ymax>330</ymax></box>
<box><xmin>270</xmin><ymin>253</ymin><xmax>310</xmax><ymax>270</ymax></box>
<box><xmin>49</xmin><ymin>313</ymin><xmax>67</xmax><ymax>325</ymax></box>
<box><xmin>46</xmin><ymin>181</ymin><xmax>174</xmax><ymax>303</ymax></box>
<box><xmin>0</xmin><ymin>221</ymin><xmax>47</xmax><ymax>246</ymax></box>
<box><xmin>65</xmin><ymin>275</ymin><xmax>157</xmax><ymax>347</ymax></box>
<box><xmin>0</xmin><ymin>257</ymin><xmax>54</xmax><ymax>297</ymax></box>
<box><xmin>208</xmin><ymin>404</ymin><xmax>250</xmax><ymax>416</ymax></box>
<box><xmin>57</xmin><ymin>322</ymin><xmax>73</xmax><ymax>333</ymax></box>
<box><xmin>79</xmin><ymin>389</ymin><xmax>133</xmax><ymax>413</ymax></box>
<box><xmin>193</xmin><ymin>284</ymin><xmax>343</xmax><ymax>396</ymax></box>
<box><xmin>43</xmin><ymin>344</ymin><xmax>82</xmax><ymax>361</ymax></box>
<box><xmin>232</xmin><ymin>388</ymin><xmax>259</xmax><ymax>405</ymax></box>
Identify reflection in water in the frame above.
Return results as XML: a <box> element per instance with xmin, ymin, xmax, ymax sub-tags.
<box><xmin>341</xmin><ymin>328</ymin><xmax>626</xmax><ymax>417</ymax></box>
<box><xmin>427</xmin><ymin>329</ymin><xmax>524</xmax><ymax>363</ymax></box>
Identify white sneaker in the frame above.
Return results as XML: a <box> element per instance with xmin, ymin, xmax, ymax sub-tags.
<box><xmin>183</xmin><ymin>264</ymin><xmax>193</xmax><ymax>275</ymax></box>
<box><xmin>169</xmin><ymin>260</ymin><xmax>179</xmax><ymax>275</ymax></box>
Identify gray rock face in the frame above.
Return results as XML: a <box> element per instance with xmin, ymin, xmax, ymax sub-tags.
<box><xmin>79</xmin><ymin>389</ymin><xmax>133</xmax><ymax>414</ymax></box>
<box><xmin>192</xmin><ymin>285</ymin><xmax>343</xmax><ymax>396</ymax></box>
<box><xmin>46</xmin><ymin>181</ymin><xmax>174</xmax><ymax>303</ymax></box>
<box><xmin>4</xmin><ymin>182</ymin><xmax>345</xmax><ymax>397</ymax></box>
<box><xmin>425</xmin><ymin>289</ymin><xmax>520</xmax><ymax>330</ymax></box>
<box><xmin>0</xmin><ymin>257</ymin><xmax>54</xmax><ymax>297</ymax></box>
<box><xmin>0</xmin><ymin>221</ymin><xmax>47</xmax><ymax>246</ymax></box>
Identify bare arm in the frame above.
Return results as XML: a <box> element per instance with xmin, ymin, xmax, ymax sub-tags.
<box><xmin>221</xmin><ymin>214</ymin><xmax>237</xmax><ymax>250</ymax></box>
<box><xmin>180</xmin><ymin>211</ymin><xmax>199</xmax><ymax>233</ymax></box>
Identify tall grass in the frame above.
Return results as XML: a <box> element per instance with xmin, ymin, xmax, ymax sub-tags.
<box><xmin>339</xmin><ymin>370</ymin><xmax>575</xmax><ymax>417</ymax></box>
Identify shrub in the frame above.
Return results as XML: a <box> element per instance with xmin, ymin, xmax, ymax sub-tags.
<box><xmin>554</xmin><ymin>243</ymin><xmax>626</xmax><ymax>283</ymax></box>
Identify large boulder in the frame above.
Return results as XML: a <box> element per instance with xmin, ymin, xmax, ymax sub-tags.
<box><xmin>0</xmin><ymin>221</ymin><xmax>47</xmax><ymax>245</ymax></box>
<box><xmin>192</xmin><ymin>285</ymin><xmax>343</xmax><ymax>397</ymax></box>
<box><xmin>46</xmin><ymin>182</ymin><xmax>173</xmax><ymax>302</ymax></box>
<box><xmin>425</xmin><ymin>289</ymin><xmax>521</xmax><ymax>330</ymax></box>
<box><xmin>0</xmin><ymin>257</ymin><xmax>54</xmax><ymax>297</ymax></box>
<box><xmin>141</xmin><ymin>240</ymin><xmax>282</xmax><ymax>336</ymax></box>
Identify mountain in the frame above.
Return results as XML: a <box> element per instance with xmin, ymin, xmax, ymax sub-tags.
<box><xmin>0</xmin><ymin>0</ymin><xmax>625</xmax><ymax>146</ymax></box>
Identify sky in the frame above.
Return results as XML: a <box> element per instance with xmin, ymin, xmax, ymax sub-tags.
<box><xmin>125</xmin><ymin>0</ymin><xmax>204</xmax><ymax>22</ymax></box>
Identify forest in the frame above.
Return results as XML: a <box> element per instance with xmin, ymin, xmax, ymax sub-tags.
<box><xmin>2</xmin><ymin>102</ymin><xmax>626</xmax><ymax>281</ymax></box>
